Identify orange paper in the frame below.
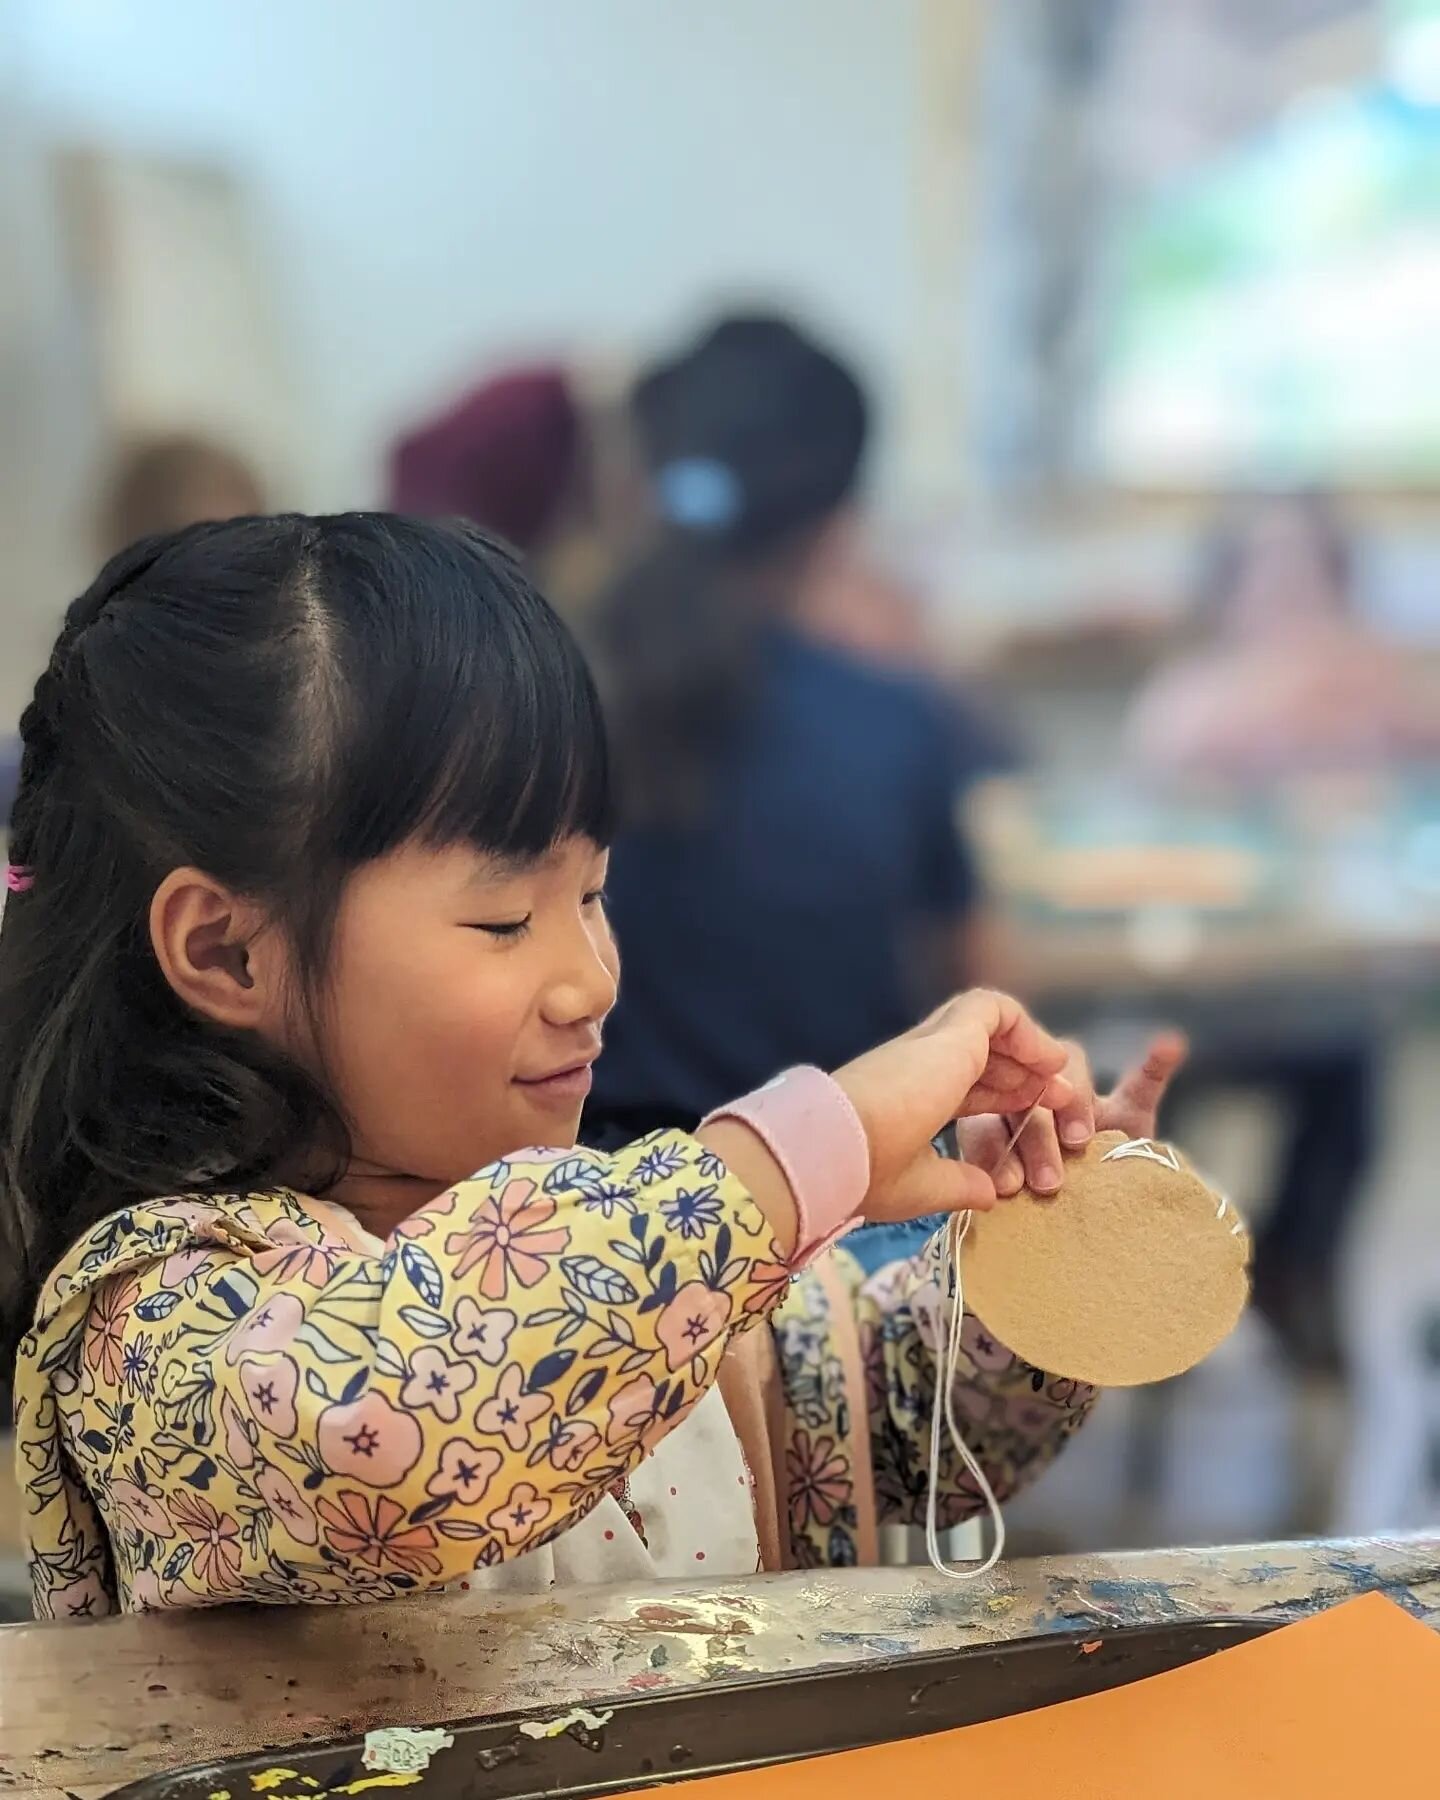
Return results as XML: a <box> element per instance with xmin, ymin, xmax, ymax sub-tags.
<box><xmin>615</xmin><ymin>1595</ymin><xmax>1439</xmax><ymax>1797</ymax></box>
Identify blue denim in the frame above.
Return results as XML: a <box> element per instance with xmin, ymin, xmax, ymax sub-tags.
<box><xmin>844</xmin><ymin>1215</ymin><xmax>944</xmax><ymax>1276</ymax></box>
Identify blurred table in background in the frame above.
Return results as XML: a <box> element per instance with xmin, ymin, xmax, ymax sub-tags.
<box><xmin>975</xmin><ymin>771</ymin><xmax>1440</xmax><ymax>1050</ymax></box>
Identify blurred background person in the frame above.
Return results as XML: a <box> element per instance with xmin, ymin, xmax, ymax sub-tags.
<box><xmin>1129</xmin><ymin>493</ymin><xmax>1440</xmax><ymax>782</ymax></box>
<box><xmin>97</xmin><ymin>432</ymin><xmax>267</xmax><ymax>559</ymax></box>
<box><xmin>0</xmin><ymin>432</ymin><xmax>268</xmax><ymax>830</ymax></box>
<box><xmin>1126</xmin><ymin>495</ymin><xmax>1440</xmax><ymax>1372</ymax></box>
<box><xmin>582</xmin><ymin>314</ymin><xmax>1011</xmax><ymax>1152</ymax></box>
<box><xmin>387</xmin><ymin>361</ymin><xmax>640</xmax><ymax>610</ymax></box>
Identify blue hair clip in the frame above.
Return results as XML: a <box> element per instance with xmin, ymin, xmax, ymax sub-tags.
<box><xmin>654</xmin><ymin>457</ymin><xmax>742</xmax><ymax>534</ymax></box>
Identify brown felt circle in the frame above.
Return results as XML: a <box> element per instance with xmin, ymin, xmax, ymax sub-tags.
<box><xmin>962</xmin><ymin>1130</ymin><xmax>1250</xmax><ymax>1387</ymax></box>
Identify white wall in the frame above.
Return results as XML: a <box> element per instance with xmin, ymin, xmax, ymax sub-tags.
<box><xmin>13</xmin><ymin>0</ymin><xmax>927</xmax><ymax>509</ymax></box>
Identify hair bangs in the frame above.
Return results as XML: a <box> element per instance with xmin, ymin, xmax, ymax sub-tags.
<box><xmin>422</xmin><ymin>631</ymin><xmax>614</xmax><ymax>859</ymax></box>
<box><xmin>323</xmin><ymin>516</ymin><xmax>614</xmax><ymax>868</ymax></box>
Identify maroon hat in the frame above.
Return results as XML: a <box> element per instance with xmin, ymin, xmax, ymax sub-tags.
<box><xmin>388</xmin><ymin>366</ymin><xmax>580</xmax><ymax>553</ymax></box>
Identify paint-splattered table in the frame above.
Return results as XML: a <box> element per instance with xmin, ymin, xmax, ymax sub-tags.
<box><xmin>1</xmin><ymin>1535</ymin><xmax>1435</xmax><ymax>1799</ymax></box>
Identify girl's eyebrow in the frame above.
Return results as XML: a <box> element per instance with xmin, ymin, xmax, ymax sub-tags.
<box><xmin>462</xmin><ymin>850</ymin><xmax>549</xmax><ymax>889</ymax></box>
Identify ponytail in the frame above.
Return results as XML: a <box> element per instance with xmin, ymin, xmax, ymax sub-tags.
<box><xmin>594</xmin><ymin>314</ymin><xmax>870</xmax><ymax>825</ymax></box>
<box><xmin>587</xmin><ymin>531</ymin><xmax>772</xmax><ymax>827</ymax></box>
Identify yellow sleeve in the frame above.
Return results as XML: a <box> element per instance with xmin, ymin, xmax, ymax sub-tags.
<box><xmin>42</xmin><ymin>1133</ymin><xmax>791</xmax><ymax>1607</ymax></box>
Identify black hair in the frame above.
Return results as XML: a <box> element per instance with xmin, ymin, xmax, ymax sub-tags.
<box><xmin>588</xmin><ymin>315</ymin><xmax>868</xmax><ymax>824</ymax></box>
<box><xmin>0</xmin><ymin>512</ymin><xmax>610</xmax><ymax>1373</ymax></box>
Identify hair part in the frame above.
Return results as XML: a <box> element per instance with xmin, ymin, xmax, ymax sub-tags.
<box><xmin>0</xmin><ymin>512</ymin><xmax>610</xmax><ymax>1375</ymax></box>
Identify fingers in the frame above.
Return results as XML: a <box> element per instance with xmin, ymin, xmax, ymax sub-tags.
<box><xmin>867</xmin><ymin>1153</ymin><xmax>999</xmax><ymax>1223</ymax></box>
<box><xmin>956</xmin><ymin>1116</ymin><xmax>1018</xmax><ymax>1194</ymax></box>
<box><xmin>961</xmin><ymin>1062</ymin><xmax>1073</xmax><ymax>1121</ymax></box>
<box><xmin>926</xmin><ymin>990</ymin><xmax>1071</xmax><ymax>1087</ymax></box>
<box><xmin>1098</xmin><ymin>1031</ymin><xmax>1189</xmax><ymax>1139</ymax></box>
<box><xmin>1011</xmin><ymin>1106</ymin><xmax>1064</xmax><ymax>1196</ymax></box>
<box><xmin>1052</xmin><ymin>1040</ymin><xmax>1097</xmax><ymax>1151</ymax></box>
<box><xmin>987</xmin><ymin>992</ymin><xmax>1072</xmax><ymax>1083</ymax></box>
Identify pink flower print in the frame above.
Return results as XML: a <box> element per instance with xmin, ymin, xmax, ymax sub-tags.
<box><xmin>253</xmin><ymin>1220</ymin><xmax>343</xmax><ymax>1290</ymax></box>
<box><xmin>109</xmin><ymin>1478</ymin><xmax>174</xmax><ymax>1540</ymax></box>
<box><xmin>741</xmin><ymin>1256</ymin><xmax>793</xmax><ymax>1318</ymax></box>
<box><xmin>605</xmin><ymin>1374</ymin><xmax>664</xmax><ymax>1448</ymax></box>
<box><xmin>223</xmin><ymin>1293</ymin><xmax>304</xmax><ymax>1365</ymax></box>
<box><xmin>126</xmin><ymin>1565</ymin><xmax>172</xmax><ymax>1613</ymax></box>
<box><xmin>83</xmin><ymin>1273</ymin><xmax>143</xmax><ymax>1388</ymax></box>
<box><xmin>221</xmin><ymin>1391</ymin><xmax>257</xmax><ymax>1468</ymax></box>
<box><xmin>317</xmin><ymin>1491</ymin><xmax>442</xmax><ymax>1577</ymax></box>
<box><xmin>150</xmin><ymin>1199</ymin><xmax>225</xmax><ymax>1232</ymax></box>
<box><xmin>473</xmin><ymin>1362</ymin><xmax>552</xmax><ymax>1453</ymax></box>
<box><xmin>960</xmin><ymin>1313</ymin><xmax>1014</xmax><ymax>1374</ymax></box>
<box><xmin>545</xmin><ymin>1418</ymin><xmax>602</xmax><ymax>1472</ymax></box>
<box><xmin>450</xmin><ymin>1297</ymin><xmax>516</xmax><ymax>1366</ymax></box>
<box><xmin>425</xmin><ymin>1438</ymin><xmax>503</xmax><ymax>1505</ymax></box>
<box><xmin>400</xmin><ymin>1346</ymin><xmax>476</xmax><ymax>1424</ymax></box>
<box><xmin>1006</xmin><ymin>1397</ymin><xmax>1057</xmax><ymax>1435</ymax></box>
<box><xmin>46</xmin><ymin>1569</ymin><xmax>113</xmax><ymax>1619</ymax></box>
<box><xmin>317</xmin><ymin>1389</ymin><xmax>424</xmax><ymax>1489</ymax></box>
<box><xmin>656</xmin><ymin>1282</ymin><xmax>733</xmax><ymax>1373</ymax></box>
<box><xmin>949</xmin><ymin>1381</ymin><xmax>996</xmax><ymax>1431</ymax></box>
<box><xmin>255</xmin><ymin>1464</ymin><xmax>319</xmax><ymax>1545</ymax></box>
<box><xmin>169</xmin><ymin>1490</ymin><xmax>243</xmax><ymax>1592</ymax></box>
<box><xmin>161</xmin><ymin>1244</ymin><xmax>220</xmax><ymax>1289</ymax></box>
<box><xmin>239</xmin><ymin>1354</ymin><xmax>299</xmax><ymax>1437</ymax></box>
<box><xmin>443</xmin><ymin>1179</ymin><xmax>569</xmax><ymax>1300</ymax></box>
<box><xmin>486</xmin><ymin>1480</ymin><xmax>552</xmax><ymax>1548</ymax></box>
<box><xmin>391</xmin><ymin>1187</ymin><xmax>458</xmax><ymax>1242</ymax></box>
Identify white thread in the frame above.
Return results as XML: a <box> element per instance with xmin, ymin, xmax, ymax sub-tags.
<box><xmin>923</xmin><ymin>1105</ymin><xmax>1036</xmax><ymax>1583</ymax></box>
<box><xmin>1101</xmin><ymin>1137</ymin><xmax>1181</xmax><ymax>1173</ymax></box>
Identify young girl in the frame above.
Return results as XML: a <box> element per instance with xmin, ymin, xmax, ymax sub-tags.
<box><xmin>3</xmin><ymin>515</ymin><xmax>1174</xmax><ymax>1618</ymax></box>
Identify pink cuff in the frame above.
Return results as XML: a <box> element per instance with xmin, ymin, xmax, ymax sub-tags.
<box><xmin>701</xmin><ymin>1066</ymin><xmax>870</xmax><ymax>1269</ymax></box>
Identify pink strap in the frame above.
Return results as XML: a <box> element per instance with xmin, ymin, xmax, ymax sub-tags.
<box><xmin>701</xmin><ymin>1067</ymin><xmax>870</xmax><ymax>1268</ymax></box>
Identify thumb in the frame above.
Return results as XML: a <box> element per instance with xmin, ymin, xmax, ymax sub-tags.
<box><xmin>868</xmin><ymin>1152</ymin><xmax>998</xmax><ymax>1224</ymax></box>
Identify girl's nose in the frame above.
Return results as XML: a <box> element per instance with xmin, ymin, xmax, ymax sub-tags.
<box><xmin>543</xmin><ymin>916</ymin><xmax>618</xmax><ymax>1028</ymax></box>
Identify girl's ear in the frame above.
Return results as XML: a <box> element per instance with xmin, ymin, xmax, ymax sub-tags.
<box><xmin>149</xmin><ymin>868</ymin><xmax>288</xmax><ymax>1033</ymax></box>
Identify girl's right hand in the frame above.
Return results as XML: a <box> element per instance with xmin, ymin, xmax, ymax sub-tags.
<box><xmin>834</xmin><ymin>989</ymin><xmax>1074</xmax><ymax>1224</ymax></box>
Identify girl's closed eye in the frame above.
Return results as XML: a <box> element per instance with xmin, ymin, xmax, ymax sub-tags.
<box><xmin>470</xmin><ymin>915</ymin><xmax>532</xmax><ymax>940</ymax></box>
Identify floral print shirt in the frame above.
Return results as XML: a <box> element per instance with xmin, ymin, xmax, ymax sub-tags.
<box><xmin>14</xmin><ymin>1131</ymin><xmax>1095</xmax><ymax>1617</ymax></box>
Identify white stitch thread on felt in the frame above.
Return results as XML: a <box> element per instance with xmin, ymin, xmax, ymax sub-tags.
<box><xmin>1101</xmin><ymin>1137</ymin><xmax>1181</xmax><ymax>1173</ymax></box>
<box><xmin>923</xmin><ymin>1104</ymin><xmax>1037</xmax><ymax>1583</ymax></box>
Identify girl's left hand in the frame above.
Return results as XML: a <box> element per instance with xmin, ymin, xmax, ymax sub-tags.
<box><xmin>959</xmin><ymin>1031</ymin><xmax>1189</xmax><ymax>1198</ymax></box>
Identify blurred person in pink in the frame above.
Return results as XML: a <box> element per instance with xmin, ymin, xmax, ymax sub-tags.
<box><xmin>1128</xmin><ymin>493</ymin><xmax>1433</xmax><ymax>1372</ymax></box>
<box><xmin>1129</xmin><ymin>492</ymin><xmax>1440</xmax><ymax>778</ymax></box>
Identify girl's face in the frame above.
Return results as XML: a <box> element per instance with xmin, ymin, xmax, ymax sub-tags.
<box><xmin>313</xmin><ymin>834</ymin><xmax>617</xmax><ymax>1204</ymax></box>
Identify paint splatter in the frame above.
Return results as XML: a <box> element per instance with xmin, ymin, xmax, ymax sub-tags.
<box><xmin>815</xmin><ymin>1631</ymin><xmax>917</xmax><ymax>1657</ymax></box>
<box><xmin>362</xmin><ymin>1729</ymin><xmax>456</xmax><ymax>1775</ymax></box>
<box><xmin>517</xmin><ymin>1706</ymin><xmax>615</xmax><ymax>1741</ymax></box>
<box><xmin>331</xmin><ymin>1777</ymin><xmax>423</xmax><ymax>1796</ymax></box>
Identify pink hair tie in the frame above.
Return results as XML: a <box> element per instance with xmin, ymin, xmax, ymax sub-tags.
<box><xmin>5</xmin><ymin>865</ymin><xmax>34</xmax><ymax>894</ymax></box>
